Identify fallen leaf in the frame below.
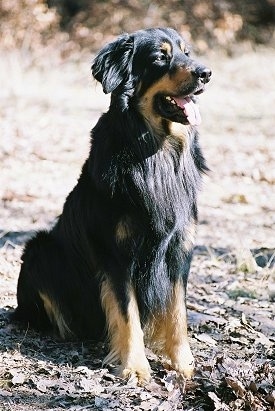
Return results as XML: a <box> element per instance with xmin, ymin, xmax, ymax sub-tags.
<box><xmin>241</xmin><ymin>312</ymin><xmax>247</xmax><ymax>325</ymax></box>
<box><xmin>0</xmin><ymin>389</ymin><xmax>12</xmax><ymax>397</ymax></box>
<box><xmin>94</xmin><ymin>396</ymin><xmax>109</xmax><ymax>408</ymax></box>
<box><xmin>223</xmin><ymin>194</ymin><xmax>248</xmax><ymax>204</ymax></box>
<box><xmin>229</xmin><ymin>335</ymin><xmax>250</xmax><ymax>345</ymax></box>
<box><xmin>257</xmin><ymin>378</ymin><xmax>274</xmax><ymax>395</ymax></box>
<box><xmin>36</xmin><ymin>379</ymin><xmax>49</xmax><ymax>393</ymax></box>
<box><xmin>248</xmin><ymin>381</ymin><xmax>258</xmax><ymax>393</ymax></box>
<box><xmin>208</xmin><ymin>391</ymin><xmax>230</xmax><ymax>410</ymax></box>
<box><xmin>162</xmin><ymin>374</ymin><xmax>176</xmax><ymax>393</ymax></box>
<box><xmin>109</xmin><ymin>399</ymin><xmax>124</xmax><ymax>408</ymax></box>
<box><xmin>265</xmin><ymin>390</ymin><xmax>275</xmax><ymax>405</ymax></box>
<box><xmin>194</xmin><ymin>333</ymin><xmax>217</xmax><ymax>346</ymax></box>
<box><xmin>225</xmin><ymin>377</ymin><xmax>246</xmax><ymax>397</ymax></box>
<box><xmin>140</xmin><ymin>392</ymin><xmax>153</xmax><ymax>401</ymax></box>
<box><xmin>78</xmin><ymin>377</ymin><xmax>97</xmax><ymax>392</ymax></box>
<box><xmin>140</xmin><ymin>398</ymin><xmax>160</xmax><ymax>410</ymax></box>
<box><xmin>11</xmin><ymin>373</ymin><xmax>25</xmax><ymax>385</ymax></box>
<box><xmin>225</xmin><ymin>317</ymin><xmax>242</xmax><ymax>332</ymax></box>
<box><xmin>158</xmin><ymin>400</ymin><xmax>175</xmax><ymax>410</ymax></box>
<box><xmin>254</xmin><ymin>332</ymin><xmax>272</xmax><ymax>347</ymax></box>
<box><xmin>189</xmin><ymin>310</ymin><xmax>227</xmax><ymax>326</ymax></box>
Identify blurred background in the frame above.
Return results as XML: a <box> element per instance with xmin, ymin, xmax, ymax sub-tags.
<box><xmin>1</xmin><ymin>0</ymin><xmax>275</xmax><ymax>55</ymax></box>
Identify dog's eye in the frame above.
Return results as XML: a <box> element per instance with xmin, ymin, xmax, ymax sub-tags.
<box><xmin>155</xmin><ymin>52</ymin><xmax>170</xmax><ymax>63</ymax></box>
<box><xmin>184</xmin><ymin>49</ymin><xmax>191</xmax><ymax>57</ymax></box>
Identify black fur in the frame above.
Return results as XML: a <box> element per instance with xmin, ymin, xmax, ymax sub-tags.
<box><xmin>14</xmin><ymin>28</ymin><xmax>211</xmax><ymax>350</ymax></box>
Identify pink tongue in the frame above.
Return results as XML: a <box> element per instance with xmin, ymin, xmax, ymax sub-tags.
<box><xmin>173</xmin><ymin>96</ymin><xmax>201</xmax><ymax>126</ymax></box>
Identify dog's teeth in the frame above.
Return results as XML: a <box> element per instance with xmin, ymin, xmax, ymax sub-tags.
<box><xmin>166</xmin><ymin>96</ymin><xmax>176</xmax><ymax>105</ymax></box>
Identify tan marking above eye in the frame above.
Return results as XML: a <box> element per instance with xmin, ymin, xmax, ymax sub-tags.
<box><xmin>160</xmin><ymin>42</ymin><xmax>172</xmax><ymax>55</ymax></box>
<box><xmin>180</xmin><ymin>42</ymin><xmax>185</xmax><ymax>52</ymax></box>
<box><xmin>180</xmin><ymin>41</ymin><xmax>190</xmax><ymax>55</ymax></box>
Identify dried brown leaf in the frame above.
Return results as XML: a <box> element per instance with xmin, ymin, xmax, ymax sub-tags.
<box><xmin>223</xmin><ymin>194</ymin><xmax>248</xmax><ymax>204</ymax></box>
<box><xmin>265</xmin><ymin>390</ymin><xmax>275</xmax><ymax>405</ymax></box>
<box><xmin>248</xmin><ymin>381</ymin><xmax>258</xmax><ymax>393</ymax></box>
<box><xmin>225</xmin><ymin>377</ymin><xmax>246</xmax><ymax>397</ymax></box>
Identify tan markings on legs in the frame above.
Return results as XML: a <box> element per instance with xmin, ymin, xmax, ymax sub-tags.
<box><xmin>147</xmin><ymin>281</ymin><xmax>194</xmax><ymax>378</ymax></box>
<box><xmin>100</xmin><ymin>280</ymin><xmax>151</xmax><ymax>385</ymax></box>
<box><xmin>39</xmin><ymin>292</ymin><xmax>71</xmax><ymax>339</ymax></box>
<box><xmin>164</xmin><ymin>281</ymin><xmax>194</xmax><ymax>377</ymax></box>
<box><xmin>144</xmin><ymin>315</ymin><xmax>166</xmax><ymax>355</ymax></box>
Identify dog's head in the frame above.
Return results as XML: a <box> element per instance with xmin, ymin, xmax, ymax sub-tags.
<box><xmin>92</xmin><ymin>28</ymin><xmax>211</xmax><ymax>127</ymax></box>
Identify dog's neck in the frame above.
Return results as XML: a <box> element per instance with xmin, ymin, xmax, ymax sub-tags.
<box><xmin>135</xmin><ymin>94</ymin><xmax>192</xmax><ymax>149</ymax></box>
<box><xmin>142</xmin><ymin>116</ymin><xmax>194</xmax><ymax>153</ymax></box>
<box><xmin>162</xmin><ymin>121</ymin><xmax>193</xmax><ymax>146</ymax></box>
<box><xmin>106</xmin><ymin>94</ymin><xmax>194</xmax><ymax>160</ymax></box>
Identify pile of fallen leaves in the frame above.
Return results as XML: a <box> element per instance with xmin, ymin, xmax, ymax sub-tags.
<box><xmin>57</xmin><ymin>0</ymin><xmax>275</xmax><ymax>53</ymax></box>
<box><xmin>0</xmin><ymin>0</ymin><xmax>75</xmax><ymax>58</ymax></box>
<box><xmin>0</xmin><ymin>252</ymin><xmax>274</xmax><ymax>411</ymax></box>
<box><xmin>1</xmin><ymin>0</ymin><xmax>275</xmax><ymax>56</ymax></box>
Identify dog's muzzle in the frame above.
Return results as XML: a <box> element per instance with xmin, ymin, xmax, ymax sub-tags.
<box><xmin>193</xmin><ymin>66</ymin><xmax>212</xmax><ymax>84</ymax></box>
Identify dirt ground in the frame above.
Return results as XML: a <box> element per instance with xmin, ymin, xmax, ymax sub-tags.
<box><xmin>0</xmin><ymin>45</ymin><xmax>274</xmax><ymax>410</ymax></box>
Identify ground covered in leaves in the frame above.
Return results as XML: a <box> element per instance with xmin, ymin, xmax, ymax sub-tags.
<box><xmin>0</xmin><ymin>47</ymin><xmax>274</xmax><ymax>410</ymax></box>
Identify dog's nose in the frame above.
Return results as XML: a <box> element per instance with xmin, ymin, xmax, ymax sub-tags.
<box><xmin>194</xmin><ymin>66</ymin><xmax>212</xmax><ymax>84</ymax></box>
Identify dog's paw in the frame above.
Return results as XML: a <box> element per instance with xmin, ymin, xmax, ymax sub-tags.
<box><xmin>120</xmin><ymin>364</ymin><xmax>151</xmax><ymax>386</ymax></box>
<box><xmin>170</xmin><ymin>346</ymin><xmax>195</xmax><ymax>379</ymax></box>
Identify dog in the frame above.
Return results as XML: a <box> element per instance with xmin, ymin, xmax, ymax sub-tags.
<box><xmin>14</xmin><ymin>27</ymin><xmax>211</xmax><ymax>385</ymax></box>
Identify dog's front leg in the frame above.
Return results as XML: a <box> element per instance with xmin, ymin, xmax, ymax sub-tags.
<box><xmin>163</xmin><ymin>280</ymin><xmax>195</xmax><ymax>378</ymax></box>
<box><xmin>101</xmin><ymin>280</ymin><xmax>151</xmax><ymax>385</ymax></box>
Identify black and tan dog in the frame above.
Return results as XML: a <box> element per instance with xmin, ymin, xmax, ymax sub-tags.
<box><xmin>14</xmin><ymin>28</ymin><xmax>211</xmax><ymax>384</ymax></box>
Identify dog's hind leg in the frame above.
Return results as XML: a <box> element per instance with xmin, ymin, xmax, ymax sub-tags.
<box><xmin>101</xmin><ymin>279</ymin><xmax>151</xmax><ymax>385</ymax></box>
<box><xmin>14</xmin><ymin>231</ymin><xmax>72</xmax><ymax>338</ymax></box>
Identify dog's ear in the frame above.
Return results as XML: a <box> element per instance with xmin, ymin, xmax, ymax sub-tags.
<box><xmin>92</xmin><ymin>34</ymin><xmax>134</xmax><ymax>94</ymax></box>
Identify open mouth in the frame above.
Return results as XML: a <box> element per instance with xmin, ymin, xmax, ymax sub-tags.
<box><xmin>155</xmin><ymin>88</ymin><xmax>204</xmax><ymax>126</ymax></box>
